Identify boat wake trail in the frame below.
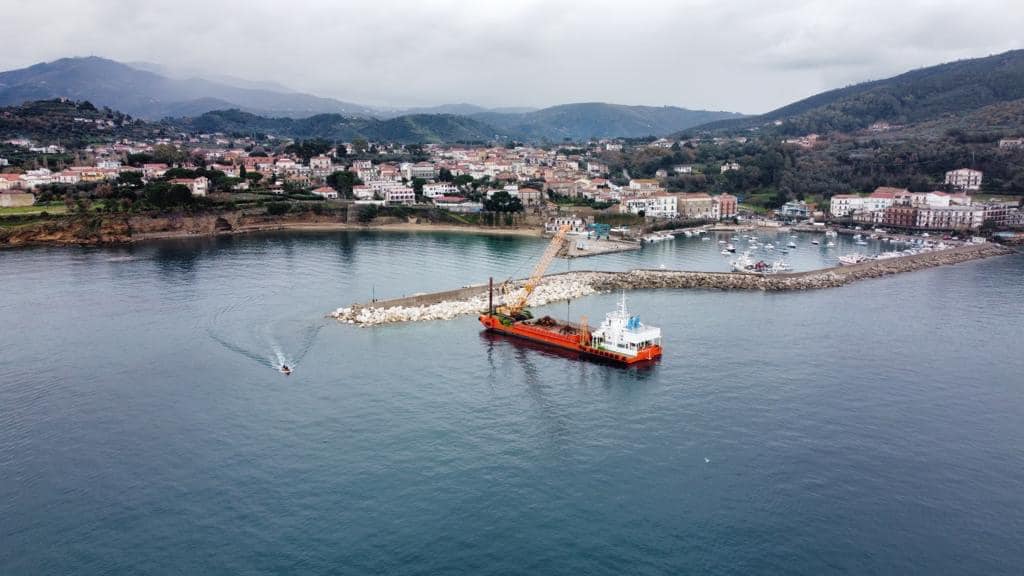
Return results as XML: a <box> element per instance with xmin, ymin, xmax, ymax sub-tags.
<box><xmin>206</xmin><ymin>300</ymin><xmax>326</xmax><ymax>374</ymax></box>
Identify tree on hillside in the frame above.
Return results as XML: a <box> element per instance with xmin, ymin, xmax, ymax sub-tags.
<box><xmin>285</xmin><ymin>139</ymin><xmax>332</xmax><ymax>162</ymax></box>
<box><xmin>326</xmin><ymin>170</ymin><xmax>363</xmax><ymax>198</ymax></box>
<box><xmin>144</xmin><ymin>182</ymin><xmax>193</xmax><ymax>209</ymax></box>
<box><xmin>411</xmin><ymin>177</ymin><xmax>426</xmax><ymax>200</ymax></box>
<box><xmin>151</xmin><ymin>144</ymin><xmax>187</xmax><ymax>165</ymax></box>
<box><xmin>483</xmin><ymin>191</ymin><xmax>523</xmax><ymax>213</ymax></box>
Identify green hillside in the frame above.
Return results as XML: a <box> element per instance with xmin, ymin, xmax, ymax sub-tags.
<box><xmin>690</xmin><ymin>50</ymin><xmax>1024</xmax><ymax>136</ymax></box>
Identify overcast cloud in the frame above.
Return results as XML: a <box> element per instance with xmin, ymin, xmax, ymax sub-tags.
<box><xmin>3</xmin><ymin>0</ymin><xmax>1022</xmax><ymax>113</ymax></box>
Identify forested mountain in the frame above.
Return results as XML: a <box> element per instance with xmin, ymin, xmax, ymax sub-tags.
<box><xmin>690</xmin><ymin>50</ymin><xmax>1024</xmax><ymax>136</ymax></box>
<box><xmin>170</xmin><ymin>109</ymin><xmax>503</xmax><ymax>143</ymax></box>
<box><xmin>0</xmin><ymin>99</ymin><xmax>164</xmax><ymax>147</ymax></box>
<box><xmin>474</xmin><ymin>103</ymin><xmax>744</xmax><ymax>140</ymax></box>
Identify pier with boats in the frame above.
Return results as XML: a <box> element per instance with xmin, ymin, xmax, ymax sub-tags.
<box><xmin>332</xmin><ymin>242</ymin><xmax>1013</xmax><ymax>326</ymax></box>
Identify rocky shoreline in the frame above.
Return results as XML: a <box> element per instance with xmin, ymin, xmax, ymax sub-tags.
<box><xmin>0</xmin><ymin>211</ymin><xmax>540</xmax><ymax>248</ymax></box>
<box><xmin>332</xmin><ymin>243</ymin><xmax>1015</xmax><ymax>325</ymax></box>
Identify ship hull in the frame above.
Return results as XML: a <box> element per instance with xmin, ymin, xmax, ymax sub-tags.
<box><xmin>479</xmin><ymin>314</ymin><xmax>662</xmax><ymax>365</ymax></box>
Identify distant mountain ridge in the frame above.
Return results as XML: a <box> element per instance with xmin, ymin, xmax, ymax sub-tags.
<box><xmin>169</xmin><ymin>109</ymin><xmax>503</xmax><ymax>144</ymax></box>
<box><xmin>0</xmin><ymin>57</ymin><xmax>744</xmax><ymax>140</ymax></box>
<box><xmin>0</xmin><ymin>57</ymin><xmax>377</xmax><ymax>120</ymax></box>
<box><xmin>687</xmin><ymin>49</ymin><xmax>1024</xmax><ymax>136</ymax></box>
<box><xmin>473</xmin><ymin>103</ymin><xmax>744</xmax><ymax>140</ymax></box>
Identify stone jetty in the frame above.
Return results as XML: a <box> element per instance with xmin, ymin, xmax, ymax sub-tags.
<box><xmin>331</xmin><ymin>243</ymin><xmax>1014</xmax><ymax>326</ymax></box>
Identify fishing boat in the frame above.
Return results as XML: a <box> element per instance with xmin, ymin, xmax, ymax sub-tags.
<box><xmin>642</xmin><ymin>233</ymin><xmax>673</xmax><ymax>243</ymax></box>
<box><xmin>732</xmin><ymin>252</ymin><xmax>791</xmax><ymax>274</ymax></box>
<box><xmin>838</xmin><ymin>253</ymin><xmax>867</xmax><ymax>266</ymax></box>
<box><xmin>771</xmin><ymin>259</ymin><xmax>793</xmax><ymax>272</ymax></box>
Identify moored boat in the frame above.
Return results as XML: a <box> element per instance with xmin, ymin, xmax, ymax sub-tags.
<box><xmin>479</xmin><ymin>294</ymin><xmax>662</xmax><ymax>365</ymax></box>
<box><xmin>838</xmin><ymin>253</ymin><xmax>867</xmax><ymax>266</ymax></box>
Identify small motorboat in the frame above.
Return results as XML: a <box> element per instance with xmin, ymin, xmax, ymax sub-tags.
<box><xmin>280</xmin><ymin>364</ymin><xmax>292</xmax><ymax>376</ymax></box>
<box><xmin>787</xmin><ymin>241</ymin><xmax>797</xmax><ymax>248</ymax></box>
<box><xmin>811</xmin><ymin>239</ymin><xmax>820</xmax><ymax>245</ymax></box>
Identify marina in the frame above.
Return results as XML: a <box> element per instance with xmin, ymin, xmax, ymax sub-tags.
<box><xmin>333</xmin><ymin>241</ymin><xmax>1013</xmax><ymax>325</ymax></box>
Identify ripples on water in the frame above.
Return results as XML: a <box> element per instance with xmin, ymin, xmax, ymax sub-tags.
<box><xmin>0</xmin><ymin>230</ymin><xmax>1022</xmax><ymax>575</ymax></box>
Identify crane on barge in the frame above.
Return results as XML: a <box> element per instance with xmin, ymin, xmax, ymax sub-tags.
<box><xmin>479</xmin><ymin>224</ymin><xmax>664</xmax><ymax>366</ymax></box>
<box><xmin>494</xmin><ymin>224</ymin><xmax>571</xmax><ymax>320</ymax></box>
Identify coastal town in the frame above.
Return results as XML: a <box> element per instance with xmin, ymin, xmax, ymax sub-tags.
<box><xmin>2</xmin><ymin>125</ymin><xmax>1022</xmax><ymax>248</ymax></box>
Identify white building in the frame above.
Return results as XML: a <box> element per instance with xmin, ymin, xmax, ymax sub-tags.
<box><xmin>168</xmin><ymin>176</ymin><xmax>209</xmax><ymax>197</ymax></box>
<box><xmin>628</xmin><ymin>179</ymin><xmax>660</xmax><ymax>193</ymax></box>
<box><xmin>646</xmin><ymin>193</ymin><xmax>678</xmax><ymax>219</ymax></box>
<box><xmin>385</xmin><ymin>187</ymin><xmax>415</xmax><ymax>205</ymax></box>
<box><xmin>0</xmin><ymin>174</ymin><xmax>22</xmax><ymax>190</ymax></box>
<box><xmin>311</xmin><ymin>186</ymin><xmax>339</xmax><ymax>200</ymax></box>
<box><xmin>620</xmin><ymin>194</ymin><xmax>678</xmax><ymax>219</ymax></box>
<box><xmin>434</xmin><ymin>196</ymin><xmax>483</xmax><ymax>213</ymax></box>
<box><xmin>915</xmin><ymin>205</ymin><xmax>986</xmax><ymax>230</ymax></box>
<box><xmin>673</xmin><ymin>165</ymin><xmax>693</xmax><ymax>174</ymax></box>
<box><xmin>720</xmin><ymin>162</ymin><xmax>741</xmax><ymax>173</ymax></box>
<box><xmin>408</xmin><ymin>162</ymin><xmax>436</xmax><ymax>180</ymax></box>
<box><xmin>309</xmin><ymin>155</ymin><xmax>333</xmax><ymax>175</ymax></box>
<box><xmin>422</xmin><ymin>182</ymin><xmax>458</xmax><ymax>199</ymax></box>
<box><xmin>0</xmin><ymin>191</ymin><xmax>35</xmax><ymax>207</ymax></box>
<box><xmin>944</xmin><ymin>168</ymin><xmax>983</xmax><ymax>192</ymax></box>
<box><xmin>352</xmin><ymin>185</ymin><xmax>374</xmax><ymax>200</ymax></box>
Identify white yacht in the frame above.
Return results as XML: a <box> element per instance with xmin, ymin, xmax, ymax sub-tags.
<box><xmin>838</xmin><ymin>253</ymin><xmax>867</xmax><ymax>266</ymax></box>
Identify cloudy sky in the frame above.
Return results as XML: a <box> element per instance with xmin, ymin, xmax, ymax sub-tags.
<box><xmin>3</xmin><ymin>0</ymin><xmax>1022</xmax><ymax>113</ymax></box>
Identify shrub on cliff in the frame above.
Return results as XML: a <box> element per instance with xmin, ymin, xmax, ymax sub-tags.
<box><xmin>265</xmin><ymin>202</ymin><xmax>291</xmax><ymax>216</ymax></box>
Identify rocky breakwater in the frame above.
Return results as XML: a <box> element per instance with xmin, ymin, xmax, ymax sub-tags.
<box><xmin>597</xmin><ymin>243</ymin><xmax>1014</xmax><ymax>292</ymax></box>
<box><xmin>331</xmin><ymin>243</ymin><xmax>1014</xmax><ymax>326</ymax></box>
<box><xmin>332</xmin><ymin>273</ymin><xmax>601</xmax><ymax>326</ymax></box>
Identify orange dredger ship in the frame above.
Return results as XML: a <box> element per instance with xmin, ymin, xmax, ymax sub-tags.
<box><xmin>478</xmin><ymin>224</ymin><xmax>662</xmax><ymax>366</ymax></box>
<box><xmin>479</xmin><ymin>294</ymin><xmax>662</xmax><ymax>365</ymax></box>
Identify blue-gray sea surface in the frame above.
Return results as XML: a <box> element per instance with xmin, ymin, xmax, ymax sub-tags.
<box><xmin>1</xmin><ymin>231</ymin><xmax>1022</xmax><ymax>575</ymax></box>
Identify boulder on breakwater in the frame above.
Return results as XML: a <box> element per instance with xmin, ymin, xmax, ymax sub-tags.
<box><xmin>331</xmin><ymin>243</ymin><xmax>1014</xmax><ymax>326</ymax></box>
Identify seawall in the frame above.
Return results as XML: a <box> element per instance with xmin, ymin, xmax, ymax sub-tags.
<box><xmin>332</xmin><ymin>243</ymin><xmax>1015</xmax><ymax>325</ymax></box>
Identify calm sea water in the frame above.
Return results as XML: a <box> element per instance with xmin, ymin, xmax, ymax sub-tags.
<box><xmin>1</xmin><ymin>231</ymin><xmax>1022</xmax><ymax>575</ymax></box>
